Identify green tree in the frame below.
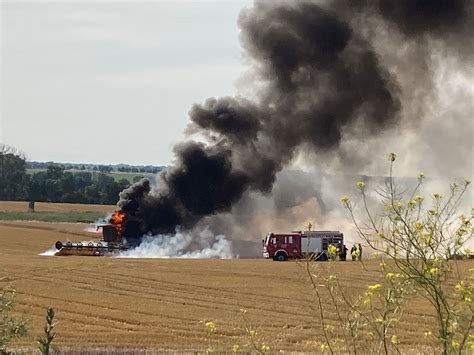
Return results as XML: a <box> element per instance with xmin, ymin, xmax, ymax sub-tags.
<box><xmin>45</xmin><ymin>165</ymin><xmax>64</xmax><ymax>180</ymax></box>
<box><xmin>0</xmin><ymin>144</ymin><xmax>27</xmax><ymax>200</ymax></box>
<box><xmin>73</xmin><ymin>172</ymin><xmax>92</xmax><ymax>190</ymax></box>
<box><xmin>133</xmin><ymin>175</ymin><xmax>145</xmax><ymax>183</ymax></box>
<box><xmin>60</xmin><ymin>172</ymin><xmax>75</xmax><ymax>196</ymax></box>
<box><xmin>102</xmin><ymin>179</ymin><xmax>129</xmax><ymax>205</ymax></box>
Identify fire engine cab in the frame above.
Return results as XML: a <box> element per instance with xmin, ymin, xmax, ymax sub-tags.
<box><xmin>263</xmin><ymin>230</ymin><xmax>344</xmax><ymax>261</ymax></box>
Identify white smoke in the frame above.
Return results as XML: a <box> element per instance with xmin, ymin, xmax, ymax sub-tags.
<box><xmin>117</xmin><ymin>227</ymin><xmax>234</xmax><ymax>259</ymax></box>
<box><xmin>39</xmin><ymin>247</ymin><xmax>57</xmax><ymax>256</ymax></box>
<box><xmin>83</xmin><ymin>213</ymin><xmax>113</xmax><ymax>233</ymax></box>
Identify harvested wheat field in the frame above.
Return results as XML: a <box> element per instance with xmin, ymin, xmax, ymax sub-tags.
<box><xmin>0</xmin><ymin>218</ymin><xmax>472</xmax><ymax>353</ymax></box>
<box><xmin>0</xmin><ymin>201</ymin><xmax>115</xmax><ymax>213</ymax></box>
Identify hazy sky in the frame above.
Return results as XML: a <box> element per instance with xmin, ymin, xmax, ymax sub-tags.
<box><xmin>1</xmin><ymin>0</ymin><xmax>253</xmax><ymax>165</ymax></box>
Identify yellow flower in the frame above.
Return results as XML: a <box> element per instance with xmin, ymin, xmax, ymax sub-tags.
<box><xmin>368</xmin><ymin>284</ymin><xmax>382</xmax><ymax>291</ymax></box>
<box><xmin>418</xmin><ymin>172</ymin><xmax>425</xmax><ymax>180</ymax></box>
<box><xmin>433</xmin><ymin>193</ymin><xmax>442</xmax><ymax>200</ymax></box>
<box><xmin>452</xmin><ymin>340</ymin><xmax>459</xmax><ymax>349</ymax></box>
<box><xmin>340</xmin><ymin>196</ymin><xmax>350</xmax><ymax>207</ymax></box>
<box><xmin>260</xmin><ymin>343</ymin><xmax>270</xmax><ymax>352</ymax></box>
<box><xmin>414</xmin><ymin>221</ymin><xmax>423</xmax><ymax>230</ymax></box>
<box><xmin>428</xmin><ymin>267</ymin><xmax>439</xmax><ymax>275</ymax></box>
<box><xmin>386</xmin><ymin>272</ymin><xmax>400</xmax><ymax>280</ymax></box>
<box><xmin>356</xmin><ymin>181</ymin><xmax>366</xmax><ymax>190</ymax></box>
<box><xmin>424</xmin><ymin>330</ymin><xmax>432</xmax><ymax>337</ymax></box>
<box><xmin>414</xmin><ymin>195</ymin><xmax>424</xmax><ymax>202</ymax></box>
<box><xmin>391</xmin><ymin>335</ymin><xmax>398</xmax><ymax>344</ymax></box>
<box><xmin>320</xmin><ymin>343</ymin><xmax>329</xmax><ymax>351</ymax></box>
<box><xmin>205</xmin><ymin>321</ymin><xmax>216</xmax><ymax>333</ymax></box>
<box><xmin>388</xmin><ymin>152</ymin><xmax>397</xmax><ymax>162</ymax></box>
<box><xmin>467</xmin><ymin>334</ymin><xmax>474</xmax><ymax>349</ymax></box>
<box><xmin>456</xmin><ymin>226</ymin><xmax>467</xmax><ymax>237</ymax></box>
<box><xmin>232</xmin><ymin>344</ymin><xmax>240</xmax><ymax>353</ymax></box>
<box><xmin>248</xmin><ymin>330</ymin><xmax>257</xmax><ymax>337</ymax></box>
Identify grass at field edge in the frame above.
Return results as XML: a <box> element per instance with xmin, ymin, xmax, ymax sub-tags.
<box><xmin>0</xmin><ymin>211</ymin><xmax>107</xmax><ymax>223</ymax></box>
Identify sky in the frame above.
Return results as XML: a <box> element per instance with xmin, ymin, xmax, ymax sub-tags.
<box><xmin>1</xmin><ymin>0</ymin><xmax>472</xmax><ymax>178</ymax></box>
<box><xmin>1</xmin><ymin>0</ymin><xmax>253</xmax><ymax>165</ymax></box>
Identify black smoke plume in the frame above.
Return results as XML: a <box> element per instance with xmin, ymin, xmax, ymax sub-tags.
<box><xmin>116</xmin><ymin>0</ymin><xmax>472</xmax><ymax>240</ymax></box>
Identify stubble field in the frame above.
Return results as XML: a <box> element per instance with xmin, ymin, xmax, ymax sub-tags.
<box><xmin>0</xmin><ymin>202</ymin><xmax>472</xmax><ymax>353</ymax></box>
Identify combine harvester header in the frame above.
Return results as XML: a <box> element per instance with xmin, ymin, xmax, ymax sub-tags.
<box><xmin>54</xmin><ymin>211</ymin><xmax>129</xmax><ymax>256</ymax></box>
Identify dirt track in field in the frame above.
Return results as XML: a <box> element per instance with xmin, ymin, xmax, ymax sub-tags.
<box><xmin>0</xmin><ymin>204</ymin><xmax>472</xmax><ymax>352</ymax></box>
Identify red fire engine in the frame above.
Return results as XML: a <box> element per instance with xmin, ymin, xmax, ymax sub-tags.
<box><xmin>262</xmin><ymin>230</ymin><xmax>344</xmax><ymax>261</ymax></box>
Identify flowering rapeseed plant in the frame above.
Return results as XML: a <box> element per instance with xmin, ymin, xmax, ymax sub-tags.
<box><xmin>232</xmin><ymin>344</ymin><xmax>240</xmax><ymax>353</ymax></box>
<box><xmin>205</xmin><ymin>321</ymin><xmax>216</xmax><ymax>333</ymax></box>
<box><xmin>340</xmin><ymin>196</ymin><xmax>350</xmax><ymax>208</ymax></box>
<box><xmin>320</xmin><ymin>342</ymin><xmax>329</xmax><ymax>351</ymax></box>
<box><xmin>260</xmin><ymin>343</ymin><xmax>270</xmax><ymax>352</ymax></box>
<box><xmin>356</xmin><ymin>181</ymin><xmax>366</xmax><ymax>190</ymax></box>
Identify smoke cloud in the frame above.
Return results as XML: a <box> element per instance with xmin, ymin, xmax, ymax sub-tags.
<box><xmin>117</xmin><ymin>228</ymin><xmax>233</xmax><ymax>259</ymax></box>
<box><xmin>117</xmin><ymin>0</ymin><xmax>473</xmax><ymax>249</ymax></box>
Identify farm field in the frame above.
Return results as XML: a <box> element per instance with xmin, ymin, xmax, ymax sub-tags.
<box><xmin>26</xmin><ymin>169</ymin><xmax>149</xmax><ymax>183</ymax></box>
<box><xmin>0</xmin><ymin>204</ymin><xmax>472</xmax><ymax>352</ymax></box>
<box><xmin>0</xmin><ymin>201</ymin><xmax>116</xmax><ymax>223</ymax></box>
<box><xmin>0</xmin><ymin>201</ymin><xmax>115</xmax><ymax>213</ymax></box>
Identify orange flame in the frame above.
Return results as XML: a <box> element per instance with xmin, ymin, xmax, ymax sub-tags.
<box><xmin>110</xmin><ymin>210</ymin><xmax>127</xmax><ymax>241</ymax></box>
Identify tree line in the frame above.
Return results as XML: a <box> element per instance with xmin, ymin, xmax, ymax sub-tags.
<box><xmin>0</xmin><ymin>144</ymin><xmax>132</xmax><ymax>206</ymax></box>
<box><xmin>27</xmin><ymin>161</ymin><xmax>163</xmax><ymax>174</ymax></box>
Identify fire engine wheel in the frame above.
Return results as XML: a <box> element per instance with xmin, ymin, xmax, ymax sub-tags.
<box><xmin>274</xmin><ymin>252</ymin><xmax>288</xmax><ymax>262</ymax></box>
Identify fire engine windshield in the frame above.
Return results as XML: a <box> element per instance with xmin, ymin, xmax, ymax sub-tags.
<box><xmin>264</xmin><ymin>235</ymin><xmax>277</xmax><ymax>245</ymax></box>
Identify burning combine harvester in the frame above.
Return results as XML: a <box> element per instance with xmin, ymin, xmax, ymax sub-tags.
<box><xmin>54</xmin><ymin>211</ymin><xmax>130</xmax><ymax>256</ymax></box>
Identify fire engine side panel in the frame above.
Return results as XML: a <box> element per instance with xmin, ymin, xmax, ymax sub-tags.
<box><xmin>301</xmin><ymin>236</ymin><xmax>322</xmax><ymax>253</ymax></box>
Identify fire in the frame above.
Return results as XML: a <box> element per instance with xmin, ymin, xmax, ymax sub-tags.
<box><xmin>110</xmin><ymin>210</ymin><xmax>127</xmax><ymax>241</ymax></box>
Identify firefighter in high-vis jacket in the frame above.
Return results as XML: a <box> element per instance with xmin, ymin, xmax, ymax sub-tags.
<box><xmin>351</xmin><ymin>244</ymin><xmax>357</xmax><ymax>261</ymax></box>
<box><xmin>351</xmin><ymin>244</ymin><xmax>363</xmax><ymax>261</ymax></box>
